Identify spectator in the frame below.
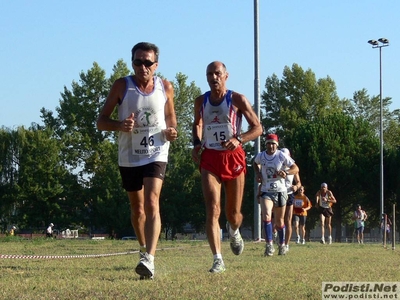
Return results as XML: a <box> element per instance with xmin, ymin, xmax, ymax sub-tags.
<box><xmin>352</xmin><ymin>204</ymin><xmax>367</xmax><ymax>244</ymax></box>
<box><xmin>380</xmin><ymin>213</ymin><xmax>392</xmax><ymax>243</ymax></box>
<box><xmin>9</xmin><ymin>226</ymin><xmax>16</xmax><ymax>236</ymax></box>
<box><xmin>46</xmin><ymin>223</ymin><xmax>54</xmax><ymax>238</ymax></box>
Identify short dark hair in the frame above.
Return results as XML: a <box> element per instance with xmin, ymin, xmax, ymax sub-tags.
<box><xmin>131</xmin><ymin>42</ymin><xmax>159</xmax><ymax>62</ymax></box>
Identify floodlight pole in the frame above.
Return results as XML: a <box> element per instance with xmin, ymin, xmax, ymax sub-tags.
<box><xmin>253</xmin><ymin>0</ymin><xmax>261</xmax><ymax>241</ymax></box>
<box><xmin>367</xmin><ymin>38</ymin><xmax>389</xmax><ymax>221</ymax></box>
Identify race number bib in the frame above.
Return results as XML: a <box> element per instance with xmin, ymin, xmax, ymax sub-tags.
<box><xmin>204</xmin><ymin>123</ymin><xmax>234</xmax><ymax>150</ymax></box>
<box><xmin>320</xmin><ymin>197</ymin><xmax>330</xmax><ymax>208</ymax></box>
<box><xmin>267</xmin><ymin>182</ymin><xmax>278</xmax><ymax>192</ymax></box>
<box><xmin>294</xmin><ymin>199</ymin><xmax>303</xmax><ymax>208</ymax></box>
<box><xmin>131</xmin><ymin>126</ymin><xmax>165</xmax><ymax>155</ymax></box>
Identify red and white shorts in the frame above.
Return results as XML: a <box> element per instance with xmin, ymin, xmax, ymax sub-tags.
<box><xmin>200</xmin><ymin>146</ymin><xmax>246</xmax><ymax>181</ymax></box>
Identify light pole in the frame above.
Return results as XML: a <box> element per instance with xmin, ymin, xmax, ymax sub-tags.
<box><xmin>367</xmin><ymin>38</ymin><xmax>389</xmax><ymax>220</ymax></box>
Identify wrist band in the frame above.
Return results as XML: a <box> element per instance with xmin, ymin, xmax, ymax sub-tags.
<box><xmin>193</xmin><ymin>138</ymin><xmax>201</xmax><ymax>147</ymax></box>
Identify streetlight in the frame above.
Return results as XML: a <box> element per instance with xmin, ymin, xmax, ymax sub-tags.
<box><xmin>367</xmin><ymin>38</ymin><xmax>389</xmax><ymax>221</ymax></box>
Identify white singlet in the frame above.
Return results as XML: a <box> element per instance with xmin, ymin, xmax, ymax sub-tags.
<box><xmin>200</xmin><ymin>90</ymin><xmax>242</xmax><ymax>151</ymax></box>
<box><xmin>254</xmin><ymin>150</ymin><xmax>295</xmax><ymax>193</ymax></box>
<box><xmin>118</xmin><ymin>76</ymin><xmax>169</xmax><ymax>167</ymax></box>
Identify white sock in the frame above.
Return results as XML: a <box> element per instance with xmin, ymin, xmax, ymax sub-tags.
<box><xmin>148</xmin><ymin>254</ymin><xmax>154</xmax><ymax>263</ymax></box>
<box><xmin>213</xmin><ymin>254</ymin><xmax>223</xmax><ymax>260</ymax></box>
<box><xmin>229</xmin><ymin>227</ymin><xmax>238</xmax><ymax>236</ymax></box>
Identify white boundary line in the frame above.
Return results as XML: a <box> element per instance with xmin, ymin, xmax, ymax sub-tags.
<box><xmin>0</xmin><ymin>245</ymin><xmax>191</xmax><ymax>260</ymax></box>
<box><xmin>0</xmin><ymin>251</ymin><xmax>138</xmax><ymax>259</ymax></box>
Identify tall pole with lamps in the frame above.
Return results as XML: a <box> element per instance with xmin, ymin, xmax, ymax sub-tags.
<box><xmin>367</xmin><ymin>38</ymin><xmax>389</xmax><ymax>221</ymax></box>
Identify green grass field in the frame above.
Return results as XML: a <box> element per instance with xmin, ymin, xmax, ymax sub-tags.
<box><xmin>0</xmin><ymin>237</ymin><xmax>399</xmax><ymax>300</ymax></box>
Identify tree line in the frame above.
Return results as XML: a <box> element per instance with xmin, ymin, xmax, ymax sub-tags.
<box><xmin>1</xmin><ymin>61</ymin><xmax>399</xmax><ymax>240</ymax></box>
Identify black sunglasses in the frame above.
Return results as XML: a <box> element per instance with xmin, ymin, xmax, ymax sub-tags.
<box><xmin>133</xmin><ymin>59</ymin><xmax>157</xmax><ymax>67</ymax></box>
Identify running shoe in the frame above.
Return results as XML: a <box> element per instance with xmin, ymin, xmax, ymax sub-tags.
<box><xmin>320</xmin><ymin>237</ymin><xmax>325</xmax><ymax>244</ymax></box>
<box><xmin>328</xmin><ymin>236</ymin><xmax>332</xmax><ymax>244</ymax></box>
<box><xmin>296</xmin><ymin>236</ymin><xmax>300</xmax><ymax>244</ymax></box>
<box><xmin>301</xmin><ymin>239</ymin><xmax>305</xmax><ymax>245</ymax></box>
<box><xmin>264</xmin><ymin>243</ymin><xmax>275</xmax><ymax>257</ymax></box>
<box><xmin>226</xmin><ymin>222</ymin><xmax>244</xmax><ymax>255</ymax></box>
<box><xmin>209</xmin><ymin>258</ymin><xmax>226</xmax><ymax>273</ymax></box>
<box><xmin>138</xmin><ymin>252</ymin><xmax>153</xmax><ymax>280</ymax></box>
<box><xmin>274</xmin><ymin>231</ymin><xmax>279</xmax><ymax>244</ymax></box>
<box><xmin>135</xmin><ymin>252</ymin><xmax>154</xmax><ymax>279</ymax></box>
<box><xmin>278</xmin><ymin>244</ymin><xmax>287</xmax><ymax>255</ymax></box>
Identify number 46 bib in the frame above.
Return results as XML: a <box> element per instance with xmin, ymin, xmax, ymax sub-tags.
<box><xmin>131</xmin><ymin>126</ymin><xmax>166</xmax><ymax>155</ymax></box>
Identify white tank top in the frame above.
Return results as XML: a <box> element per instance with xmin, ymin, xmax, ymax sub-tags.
<box><xmin>200</xmin><ymin>90</ymin><xmax>242</xmax><ymax>151</ymax></box>
<box><xmin>254</xmin><ymin>150</ymin><xmax>295</xmax><ymax>193</ymax></box>
<box><xmin>117</xmin><ymin>76</ymin><xmax>169</xmax><ymax>167</ymax></box>
<box><xmin>319</xmin><ymin>192</ymin><xmax>331</xmax><ymax>208</ymax></box>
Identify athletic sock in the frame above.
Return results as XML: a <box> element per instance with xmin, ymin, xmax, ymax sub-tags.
<box><xmin>213</xmin><ymin>253</ymin><xmax>223</xmax><ymax>260</ymax></box>
<box><xmin>229</xmin><ymin>226</ymin><xmax>239</xmax><ymax>237</ymax></box>
<box><xmin>264</xmin><ymin>221</ymin><xmax>273</xmax><ymax>242</ymax></box>
<box><xmin>277</xmin><ymin>225</ymin><xmax>286</xmax><ymax>245</ymax></box>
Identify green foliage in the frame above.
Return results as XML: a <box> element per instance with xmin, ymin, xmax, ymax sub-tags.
<box><xmin>284</xmin><ymin>113</ymin><xmax>380</xmax><ymax>234</ymax></box>
<box><xmin>261</xmin><ymin>63</ymin><xmax>344</xmax><ymax>135</ymax></box>
<box><xmin>1</xmin><ymin>61</ymin><xmax>400</xmax><ymax>240</ymax></box>
<box><xmin>160</xmin><ymin>73</ymin><xmax>204</xmax><ymax>237</ymax></box>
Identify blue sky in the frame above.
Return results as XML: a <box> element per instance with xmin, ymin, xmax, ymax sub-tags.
<box><xmin>1</xmin><ymin>1</ymin><xmax>398</xmax><ymax>128</ymax></box>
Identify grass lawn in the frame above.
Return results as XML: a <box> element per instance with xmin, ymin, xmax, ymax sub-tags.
<box><xmin>0</xmin><ymin>237</ymin><xmax>399</xmax><ymax>299</ymax></box>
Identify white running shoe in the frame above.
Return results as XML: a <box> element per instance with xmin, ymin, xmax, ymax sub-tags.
<box><xmin>296</xmin><ymin>236</ymin><xmax>300</xmax><ymax>244</ymax></box>
<box><xmin>278</xmin><ymin>244</ymin><xmax>287</xmax><ymax>255</ymax></box>
<box><xmin>135</xmin><ymin>252</ymin><xmax>154</xmax><ymax>279</ymax></box>
<box><xmin>301</xmin><ymin>239</ymin><xmax>305</xmax><ymax>245</ymax></box>
<box><xmin>209</xmin><ymin>258</ymin><xmax>226</xmax><ymax>273</ymax></box>
<box><xmin>328</xmin><ymin>236</ymin><xmax>332</xmax><ymax>244</ymax></box>
<box><xmin>320</xmin><ymin>237</ymin><xmax>325</xmax><ymax>244</ymax></box>
<box><xmin>264</xmin><ymin>243</ymin><xmax>275</xmax><ymax>257</ymax></box>
<box><xmin>226</xmin><ymin>222</ymin><xmax>244</xmax><ymax>255</ymax></box>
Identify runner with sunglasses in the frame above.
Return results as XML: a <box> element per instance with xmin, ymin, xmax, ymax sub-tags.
<box><xmin>97</xmin><ymin>42</ymin><xmax>177</xmax><ymax>280</ymax></box>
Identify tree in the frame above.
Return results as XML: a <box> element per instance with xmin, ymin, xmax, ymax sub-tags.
<box><xmin>284</xmin><ymin>113</ymin><xmax>379</xmax><ymax>241</ymax></box>
<box><xmin>12</xmin><ymin>125</ymin><xmax>69</xmax><ymax>229</ymax></box>
<box><xmin>0</xmin><ymin>127</ymin><xmax>20</xmax><ymax>231</ymax></box>
<box><xmin>347</xmin><ymin>88</ymin><xmax>400</xmax><ymax>149</ymax></box>
<box><xmin>40</xmin><ymin>60</ymin><xmax>131</xmax><ymax>234</ymax></box>
<box><xmin>261</xmin><ymin>63</ymin><xmax>345</xmax><ymax>135</ymax></box>
<box><xmin>160</xmin><ymin>73</ymin><xmax>203</xmax><ymax>238</ymax></box>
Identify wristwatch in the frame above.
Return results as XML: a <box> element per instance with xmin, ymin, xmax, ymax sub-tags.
<box><xmin>236</xmin><ymin>135</ymin><xmax>243</xmax><ymax>144</ymax></box>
